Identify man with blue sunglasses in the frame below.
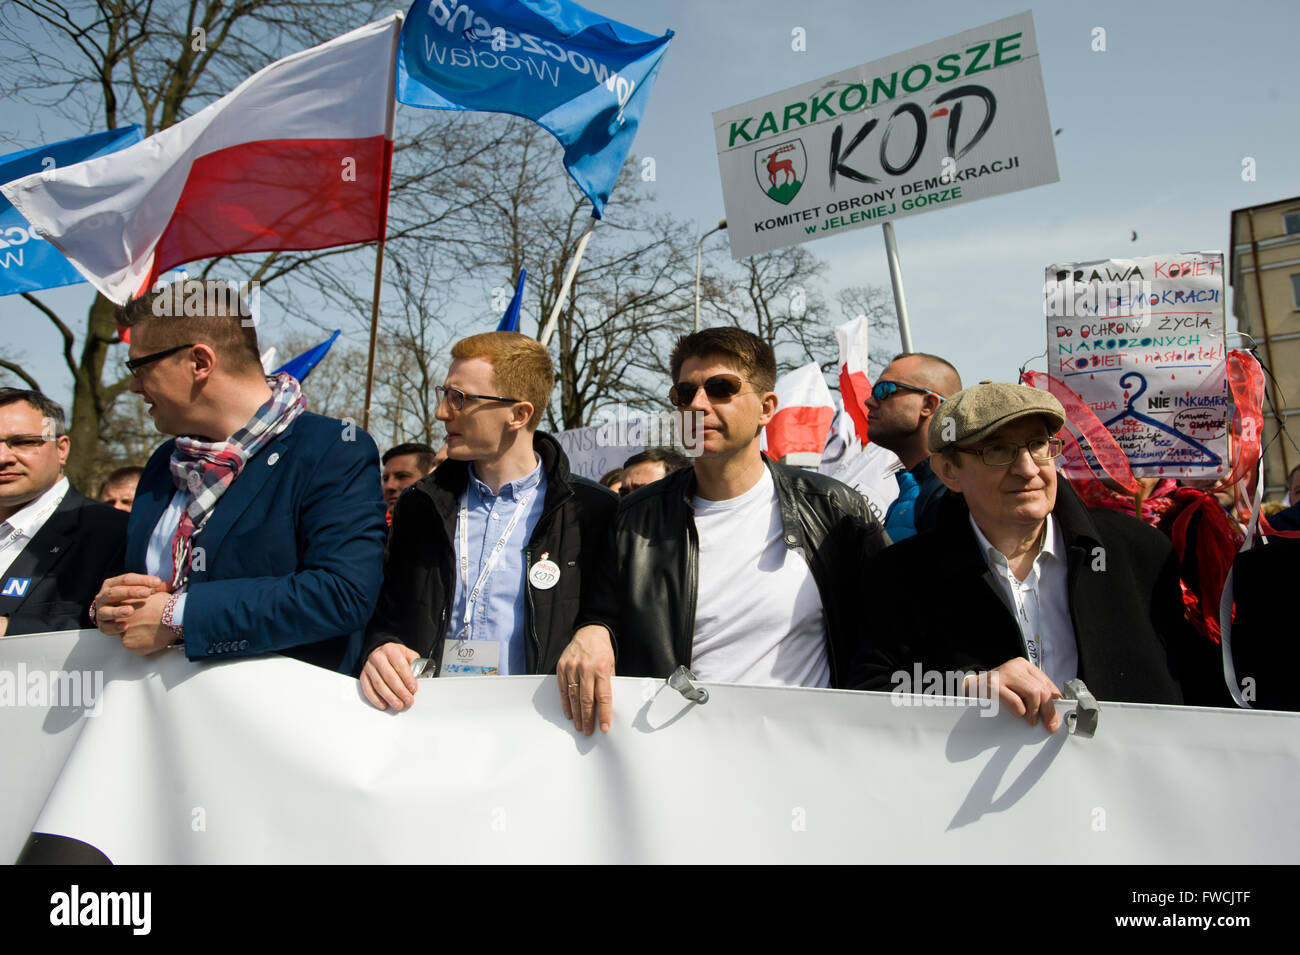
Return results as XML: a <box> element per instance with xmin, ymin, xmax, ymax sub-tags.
<box><xmin>864</xmin><ymin>353</ymin><xmax>962</xmax><ymax>541</ymax></box>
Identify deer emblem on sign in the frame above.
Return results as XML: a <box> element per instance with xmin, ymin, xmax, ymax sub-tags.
<box><xmin>765</xmin><ymin>143</ymin><xmax>797</xmax><ymax>188</ymax></box>
<box><xmin>753</xmin><ymin>139</ymin><xmax>806</xmax><ymax>205</ymax></box>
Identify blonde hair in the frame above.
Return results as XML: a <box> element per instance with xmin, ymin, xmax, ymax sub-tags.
<box><xmin>450</xmin><ymin>332</ymin><xmax>554</xmax><ymax>430</ymax></box>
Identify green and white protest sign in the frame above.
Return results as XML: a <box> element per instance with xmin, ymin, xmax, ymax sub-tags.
<box><xmin>713</xmin><ymin>11</ymin><xmax>1058</xmax><ymax>258</ymax></box>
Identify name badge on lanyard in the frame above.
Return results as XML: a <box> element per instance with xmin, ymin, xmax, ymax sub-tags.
<box><xmin>440</xmin><ymin>638</ymin><xmax>501</xmax><ymax>677</ymax></box>
<box><xmin>457</xmin><ymin>481</ymin><xmax>537</xmax><ymax>649</ymax></box>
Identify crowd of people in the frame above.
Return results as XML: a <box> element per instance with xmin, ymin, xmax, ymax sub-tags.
<box><xmin>2</xmin><ymin>279</ymin><xmax>1295</xmax><ymax>724</ymax></box>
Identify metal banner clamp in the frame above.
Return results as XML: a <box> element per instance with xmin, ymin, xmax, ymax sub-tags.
<box><xmin>667</xmin><ymin>666</ymin><xmax>709</xmax><ymax>705</ymax></box>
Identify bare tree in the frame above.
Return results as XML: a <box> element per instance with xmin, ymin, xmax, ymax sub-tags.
<box><xmin>0</xmin><ymin>0</ymin><xmax>384</xmax><ymax>488</ymax></box>
<box><xmin>700</xmin><ymin>245</ymin><xmax>839</xmax><ymax>378</ymax></box>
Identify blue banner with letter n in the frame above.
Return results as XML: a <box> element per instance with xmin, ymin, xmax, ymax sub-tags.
<box><xmin>396</xmin><ymin>0</ymin><xmax>672</xmax><ymax>218</ymax></box>
<box><xmin>0</xmin><ymin>126</ymin><xmax>143</xmax><ymax>296</ymax></box>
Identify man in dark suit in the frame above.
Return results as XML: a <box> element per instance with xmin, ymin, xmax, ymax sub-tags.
<box><xmin>90</xmin><ymin>280</ymin><xmax>387</xmax><ymax>674</ymax></box>
<box><xmin>0</xmin><ymin>389</ymin><xmax>127</xmax><ymax>636</ymax></box>
<box><xmin>852</xmin><ymin>382</ymin><xmax>1220</xmax><ymax>730</ymax></box>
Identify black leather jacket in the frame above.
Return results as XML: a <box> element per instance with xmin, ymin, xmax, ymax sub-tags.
<box><xmin>586</xmin><ymin>457</ymin><xmax>891</xmax><ymax>687</ymax></box>
<box><xmin>360</xmin><ymin>431</ymin><xmax>616</xmax><ymax>676</ymax></box>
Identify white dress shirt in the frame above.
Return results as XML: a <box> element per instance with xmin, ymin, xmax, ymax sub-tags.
<box><xmin>145</xmin><ymin>488</ymin><xmax>189</xmax><ymax>623</ymax></box>
<box><xmin>970</xmin><ymin>513</ymin><xmax>1079</xmax><ymax>689</ymax></box>
<box><xmin>0</xmin><ymin>476</ymin><xmax>69</xmax><ymax>580</ymax></box>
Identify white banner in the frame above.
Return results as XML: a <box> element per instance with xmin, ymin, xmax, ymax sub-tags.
<box><xmin>3</xmin><ymin>631</ymin><xmax>1298</xmax><ymax>863</ymax></box>
<box><xmin>1044</xmin><ymin>252</ymin><xmax>1229</xmax><ymax>478</ymax></box>
<box><xmin>553</xmin><ymin>421</ymin><xmax>642</xmax><ymax>482</ymax></box>
<box><xmin>714</xmin><ymin>11</ymin><xmax>1058</xmax><ymax>259</ymax></box>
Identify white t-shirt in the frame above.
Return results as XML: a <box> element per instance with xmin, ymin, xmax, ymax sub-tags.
<box><xmin>690</xmin><ymin>467</ymin><xmax>830</xmax><ymax>687</ymax></box>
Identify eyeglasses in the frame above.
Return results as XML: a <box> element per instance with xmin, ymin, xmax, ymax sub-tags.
<box><xmin>668</xmin><ymin>374</ymin><xmax>749</xmax><ymax>408</ymax></box>
<box><xmin>123</xmin><ymin>343</ymin><xmax>194</xmax><ymax>376</ymax></box>
<box><xmin>435</xmin><ymin>385</ymin><xmax>520</xmax><ymax>412</ymax></box>
<box><xmin>0</xmin><ymin>434</ymin><xmax>58</xmax><ymax>453</ymax></box>
<box><xmin>870</xmin><ymin>380</ymin><xmax>946</xmax><ymax>403</ymax></box>
<box><xmin>957</xmin><ymin>437</ymin><xmax>1064</xmax><ymax>467</ymax></box>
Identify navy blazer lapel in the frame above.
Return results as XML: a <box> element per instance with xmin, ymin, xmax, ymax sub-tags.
<box><xmin>0</xmin><ymin>490</ymin><xmax>80</xmax><ymax>616</ymax></box>
<box><xmin>188</xmin><ymin>425</ymin><xmax>295</xmax><ymax>571</ymax></box>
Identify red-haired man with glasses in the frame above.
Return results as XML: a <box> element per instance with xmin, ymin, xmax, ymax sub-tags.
<box><xmin>358</xmin><ymin>332</ymin><xmax>616</xmax><ymax>715</ymax></box>
<box><xmin>557</xmin><ymin>328</ymin><xmax>890</xmax><ymax>734</ymax></box>
<box><xmin>850</xmin><ymin>381</ymin><xmax>1221</xmax><ymax>728</ymax></box>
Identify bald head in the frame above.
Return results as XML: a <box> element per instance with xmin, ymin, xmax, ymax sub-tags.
<box><xmin>865</xmin><ymin>352</ymin><xmax>962</xmax><ymax>468</ymax></box>
<box><xmin>885</xmin><ymin>352</ymin><xmax>962</xmax><ymax>398</ymax></box>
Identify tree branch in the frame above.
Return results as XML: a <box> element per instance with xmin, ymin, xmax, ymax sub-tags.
<box><xmin>0</xmin><ymin>359</ymin><xmax>42</xmax><ymax>392</ymax></box>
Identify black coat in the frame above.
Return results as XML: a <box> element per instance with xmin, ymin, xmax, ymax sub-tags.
<box><xmin>360</xmin><ymin>432</ymin><xmax>616</xmax><ymax>676</ymax></box>
<box><xmin>1228</xmin><ymin>536</ymin><xmax>1299</xmax><ymax>711</ymax></box>
<box><xmin>589</xmin><ymin>457</ymin><xmax>891</xmax><ymax>687</ymax></box>
<box><xmin>850</xmin><ymin>480</ymin><xmax>1226</xmax><ymax>706</ymax></box>
<box><xmin>1</xmin><ymin>486</ymin><xmax>127</xmax><ymax>636</ymax></box>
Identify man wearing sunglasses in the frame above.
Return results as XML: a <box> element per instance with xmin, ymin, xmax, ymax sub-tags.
<box><xmin>562</xmin><ymin>327</ymin><xmax>889</xmax><ymax>733</ymax></box>
<box><xmin>89</xmin><ymin>280</ymin><xmax>387</xmax><ymax>674</ymax></box>
<box><xmin>0</xmin><ymin>389</ymin><xmax>127</xmax><ymax>636</ymax></box>
<box><xmin>358</xmin><ymin>332</ymin><xmax>616</xmax><ymax>714</ymax></box>
<box><xmin>851</xmin><ymin>381</ymin><xmax>1215</xmax><ymax>729</ymax></box>
<box><xmin>863</xmin><ymin>353</ymin><xmax>961</xmax><ymax>541</ymax></box>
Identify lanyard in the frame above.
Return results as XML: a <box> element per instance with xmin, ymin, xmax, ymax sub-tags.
<box><xmin>457</xmin><ymin>482</ymin><xmax>537</xmax><ymax>639</ymax></box>
<box><xmin>0</xmin><ymin>522</ymin><xmax>25</xmax><ymax>552</ymax></box>
<box><xmin>0</xmin><ymin>485</ymin><xmax>66</xmax><ymax>554</ymax></box>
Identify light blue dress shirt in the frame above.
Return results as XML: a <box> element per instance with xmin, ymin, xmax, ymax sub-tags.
<box><xmin>449</xmin><ymin>457</ymin><xmax>546</xmax><ymax>675</ymax></box>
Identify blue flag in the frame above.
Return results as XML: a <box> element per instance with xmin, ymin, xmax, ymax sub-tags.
<box><xmin>397</xmin><ymin>0</ymin><xmax>672</xmax><ymax>218</ymax></box>
<box><xmin>0</xmin><ymin>126</ymin><xmax>143</xmax><ymax>296</ymax></box>
<box><xmin>274</xmin><ymin>330</ymin><xmax>340</xmax><ymax>383</ymax></box>
<box><xmin>497</xmin><ymin>269</ymin><xmax>526</xmax><ymax>331</ymax></box>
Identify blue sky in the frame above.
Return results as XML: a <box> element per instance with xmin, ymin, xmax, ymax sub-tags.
<box><xmin>4</xmin><ymin>0</ymin><xmax>1298</xmax><ymax>409</ymax></box>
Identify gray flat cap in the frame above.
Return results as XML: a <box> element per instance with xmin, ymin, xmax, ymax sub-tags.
<box><xmin>928</xmin><ymin>381</ymin><xmax>1066</xmax><ymax>452</ymax></box>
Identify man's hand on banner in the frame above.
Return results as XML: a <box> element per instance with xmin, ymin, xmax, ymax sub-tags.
<box><xmin>966</xmin><ymin>658</ymin><xmax>1062</xmax><ymax>733</ymax></box>
<box><xmin>93</xmin><ymin>573</ymin><xmax>169</xmax><ymax>637</ymax></box>
<box><xmin>557</xmin><ymin>625</ymin><xmax>615</xmax><ymax>736</ymax></box>
<box><xmin>120</xmin><ymin>590</ymin><xmax>178</xmax><ymax>654</ymax></box>
<box><xmin>360</xmin><ymin>641</ymin><xmax>420</xmax><ymax>712</ymax></box>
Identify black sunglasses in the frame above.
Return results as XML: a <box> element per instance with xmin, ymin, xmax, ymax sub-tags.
<box><xmin>668</xmin><ymin>374</ymin><xmax>748</xmax><ymax>408</ymax></box>
<box><xmin>435</xmin><ymin>385</ymin><xmax>520</xmax><ymax>412</ymax></box>
<box><xmin>123</xmin><ymin>343</ymin><xmax>194</xmax><ymax>376</ymax></box>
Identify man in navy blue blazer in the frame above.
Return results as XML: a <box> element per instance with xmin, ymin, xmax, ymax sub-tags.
<box><xmin>91</xmin><ymin>280</ymin><xmax>387</xmax><ymax>674</ymax></box>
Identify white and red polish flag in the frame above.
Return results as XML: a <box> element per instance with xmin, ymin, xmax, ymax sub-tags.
<box><xmin>835</xmin><ymin>315</ymin><xmax>874</xmax><ymax>447</ymax></box>
<box><xmin>1</xmin><ymin>15</ymin><xmax>402</xmax><ymax>304</ymax></box>
<box><xmin>765</xmin><ymin>362</ymin><xmax>835</xmax><ymax>464</ymax></box>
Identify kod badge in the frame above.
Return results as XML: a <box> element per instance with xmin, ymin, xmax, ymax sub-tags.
<box><xmin>528</xmin><ymin>553</ymin><xmax>561</xmax><ymax>590</ymax></box>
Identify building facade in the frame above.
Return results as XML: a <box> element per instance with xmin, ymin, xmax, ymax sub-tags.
<box><xmin>1230</xmin><ymin>197</ymin><xmax>1300</xmax><ymax>501</ymax></box>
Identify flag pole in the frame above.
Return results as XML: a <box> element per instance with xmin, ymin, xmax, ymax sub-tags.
<box><xmin>362</xmin><ymin>239</ymin><xmax>386</xmax><ymax>433</ymax></box>
<box><xmin>882</xmin><ymin>221</ymin><xmax>914</xmax><ymax>353</ymax></box>
<box><xmin>539</xmin><ymin>214</ymin><xmax>597</xmax><ymax>348</ymax></box>
<box><xmin>363</xmin><ymin>15</ymin><xmax>403</xmax><ymax>433</ymax></box>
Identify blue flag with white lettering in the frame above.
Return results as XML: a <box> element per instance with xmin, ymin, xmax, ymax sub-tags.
<box><xmin>396</xmin><ymin>0</ymin><xmax>672</xmax><ymax>218</ymax></box>
<box><xmin>0</xmin><ymin>126</ymin><xmax>143</xmax><ymax>296</ymax></box>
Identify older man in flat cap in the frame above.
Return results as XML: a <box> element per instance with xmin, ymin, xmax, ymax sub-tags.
<box><xmin>850</xmin><ymin>381</ymin><xmax>1220</xmax><ymax>730</ymax></box>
